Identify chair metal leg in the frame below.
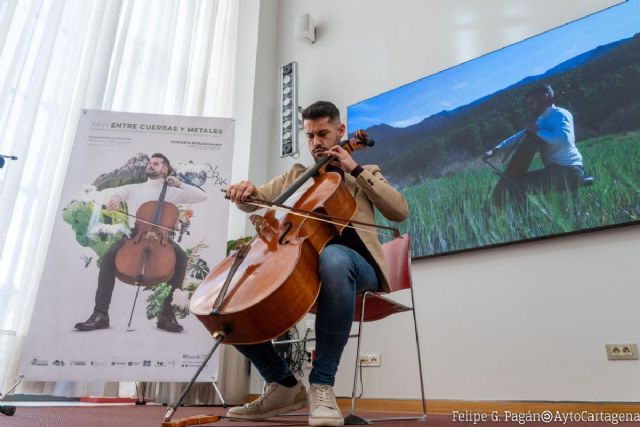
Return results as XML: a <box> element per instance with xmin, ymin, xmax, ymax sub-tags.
<box><xmin>347</xmin><ymin>289</ymin><xmax>427</xmax><ymax>424</ymax></box>
<box><xmin>409</xmin><ymin>284</ymin><xmax>427</xmax><ymax>420</ymax></box>
<box><xmin>347</xmin><ymin>291</ymin><xmax>369</xmax><ymax>424</ymax></box>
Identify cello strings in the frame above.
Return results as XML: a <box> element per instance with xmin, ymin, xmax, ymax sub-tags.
<box><xmin>114</xmin><ymin>204</ymin><xmax>399</xmax><ymax>241</ymax></box>
<box><xmin>241</xmin><ymin>200</ymin><xmax>397</xmax><ymax>238</ymax></box>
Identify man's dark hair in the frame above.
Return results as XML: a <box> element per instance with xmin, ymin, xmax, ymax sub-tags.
<box><xmin>150</xmin><ymin>153</ymin><xmax>171</xmax><ymax>170</ymax></box>
<box><xmin>301</xmin><ymin>101</ymin><xmax>341</xmax><ymax>123</ymax></box>
<box><xmin>525</xmin><ymin>84</ymin><xmax>554</xmax><ymax>99</ymax></box>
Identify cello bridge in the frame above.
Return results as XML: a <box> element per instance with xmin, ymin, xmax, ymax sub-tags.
<box><xmin>249</xmin><ymin>214</ymin><xmax>278</xmax><ymax>242</ymax></box>
<box><xmin>143</xmin><ymin>231</ymin><xmax>159</xmax><ymax>241</ymax></box>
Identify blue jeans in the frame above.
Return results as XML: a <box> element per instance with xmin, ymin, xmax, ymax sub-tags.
<box><xmin>234</xmin><ymin>244</ymin><xmax>379</xmax><ymax>386</ymax></box>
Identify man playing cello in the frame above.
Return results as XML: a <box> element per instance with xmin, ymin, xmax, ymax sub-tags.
<box><xmin>484</xmin><ymin>84</ymin><xmax>584</xmax><ymax>203</ymax></box>
<box><xmin>225</xmin><ymin>101</ymin><xmax>408</xmax><ymax>426</ymax></box>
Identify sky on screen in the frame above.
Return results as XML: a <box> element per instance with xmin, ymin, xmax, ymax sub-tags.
<box><xmin>348</xmin><ymin>1</ymin><xmax>639</xmax><ymax>130</ymax></box>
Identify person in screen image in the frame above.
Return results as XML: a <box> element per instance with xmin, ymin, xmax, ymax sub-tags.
<box><xmin>485</xmin><ymin>84</ymin><xmax>585</xmax><ymax>202</ymax></box>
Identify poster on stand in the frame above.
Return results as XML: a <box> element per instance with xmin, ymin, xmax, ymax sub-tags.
<box><xmin>19</xmin><ymin>109</ymin><xmax>234</xmax><ymax>382</ymax></box>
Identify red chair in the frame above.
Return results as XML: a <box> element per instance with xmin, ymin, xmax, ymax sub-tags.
<box><xmin>345</xmin><ymin>233</ymin><xmax>427</xmax><ymax>424</ymax></box>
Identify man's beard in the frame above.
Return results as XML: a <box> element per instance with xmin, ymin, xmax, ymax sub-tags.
<box><xmin>312</xmin><ymin>149</ymin><xmax>326</xmax><ymax>162</ymax></box>
<box><xmin>312</xmin><ymin>138</ymin><xmax>340</xmax><ymax>161</ymax></box>
<box><xmin>146</xmin><ymin>169</ymin><xmax>162</xmax><ymax>178</ymax></box>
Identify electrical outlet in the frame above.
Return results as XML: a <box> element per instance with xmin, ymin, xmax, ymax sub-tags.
<box><xmin>358</xmin><ymin>352</ymin><xmax>381</xmax><ymax>367</ymax></box>
<box><xmin>305</xmin><ymin>347</ymin><xmax>315</xmax><ymax>369</ymax></box>
<box><xmin>605</xmin><ymin>344</ymin><xmax>639</xmax><ymax>360</ymax></box>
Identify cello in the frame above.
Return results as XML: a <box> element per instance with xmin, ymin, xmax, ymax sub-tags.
<box><xmin>114</xmin><ymin>171</ymin><xmax>179</xmax><ymax>286</ymax></box>
<box><xmin>487</xmin><ymin>129</ymin><xmax>543</xmax><ymax>208</ymax></box>
<box><xmin>190</xmin><ymin>142</ymin><xmax>364</xmax><ymax>344</ymax></box>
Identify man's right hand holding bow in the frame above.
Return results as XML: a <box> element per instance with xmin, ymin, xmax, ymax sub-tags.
<box><xmin>227</xmin><ymin>180</ymin><xmax>257</xmax><ymax>203</ymax></box>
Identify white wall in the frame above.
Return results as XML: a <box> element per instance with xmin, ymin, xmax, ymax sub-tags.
<box><xmin>239</xmin><ymin>0</ymin><xmax>640</xmax><ymax>401</ymax></box>
<box><xmin>229</xmin><ymin>0</ymin><xmax>280</xmax><ymax>238</ymax></box>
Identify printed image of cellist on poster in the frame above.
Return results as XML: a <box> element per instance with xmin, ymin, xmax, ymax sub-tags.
<box><xmin>347</xmin><ymin>1</ymin><xmax>640</xmax><ymax>258</ymax></box>
<box><xmin>19</xmin><ymin>110</ymin><xmax>234</xmax><ymax>383</ymax></box>
<box><xmin>71</xmin><ymin>152</ymin><xmax>208</xmax><ymax>335</ymax></box>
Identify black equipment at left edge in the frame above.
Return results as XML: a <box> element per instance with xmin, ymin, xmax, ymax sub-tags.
<box><xmin>0</xmin><ymin>405</ymin><xmax>16</xmax><ymax>416</ymax></box>
<box><xmin>0</xmin><ymin>384</ymin><xmax>17</xmax><ymax>417</ymax></box>
<box><xmin>0</xmin><ymin>154</ymin><xmax>18</xmax><ymax>169</ymax></box>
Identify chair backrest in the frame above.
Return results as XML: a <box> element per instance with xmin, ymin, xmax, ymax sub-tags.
<box><xmin>380</xmin><ymin>233</ymin><xmax>412</xmax><ymax>292</ymax></box>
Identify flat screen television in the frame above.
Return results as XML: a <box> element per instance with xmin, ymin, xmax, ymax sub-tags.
<box><xmin>348</xmin><ymin>0</ymin><xmax>639</xmax><ymax>259</ymax></box>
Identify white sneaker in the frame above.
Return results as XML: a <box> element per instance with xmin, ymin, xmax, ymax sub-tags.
<box><xmin>226</xmin><ymin>380</ymin><xmax>307</xmax><ymax>421</ymax></box>
<box><xmin>308</xmin><ymin>383</ymin><xmax>344</xmax><ymax>426</ymax></box>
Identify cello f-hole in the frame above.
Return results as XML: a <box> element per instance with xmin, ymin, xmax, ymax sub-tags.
<box><xmin>278</xmin><ymin>221</ymin><xmax>293</xmax><ymax>245</ymax></box>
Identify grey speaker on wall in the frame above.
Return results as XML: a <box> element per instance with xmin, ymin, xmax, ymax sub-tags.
<box><xmin>295</xmin><ymin>13</ymin><xmax>316</xmax><ymax>45</ymax></box>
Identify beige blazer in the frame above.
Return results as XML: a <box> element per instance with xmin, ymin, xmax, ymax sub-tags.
<box><xmin>237</xmin><ymin>164</ymin><xmax>408</xmax><ymax>292</ymax></box>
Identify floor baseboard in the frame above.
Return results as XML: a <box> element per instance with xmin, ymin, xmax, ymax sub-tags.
<box><xmin>248</xmin><ymin>394</ymin><xmax>640</xmax><ymax>415</ymax></box>
<box><xmin>336</xmin><ymin>398</ymin><xmax>640</xmax><ymax>414</ymax></box>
